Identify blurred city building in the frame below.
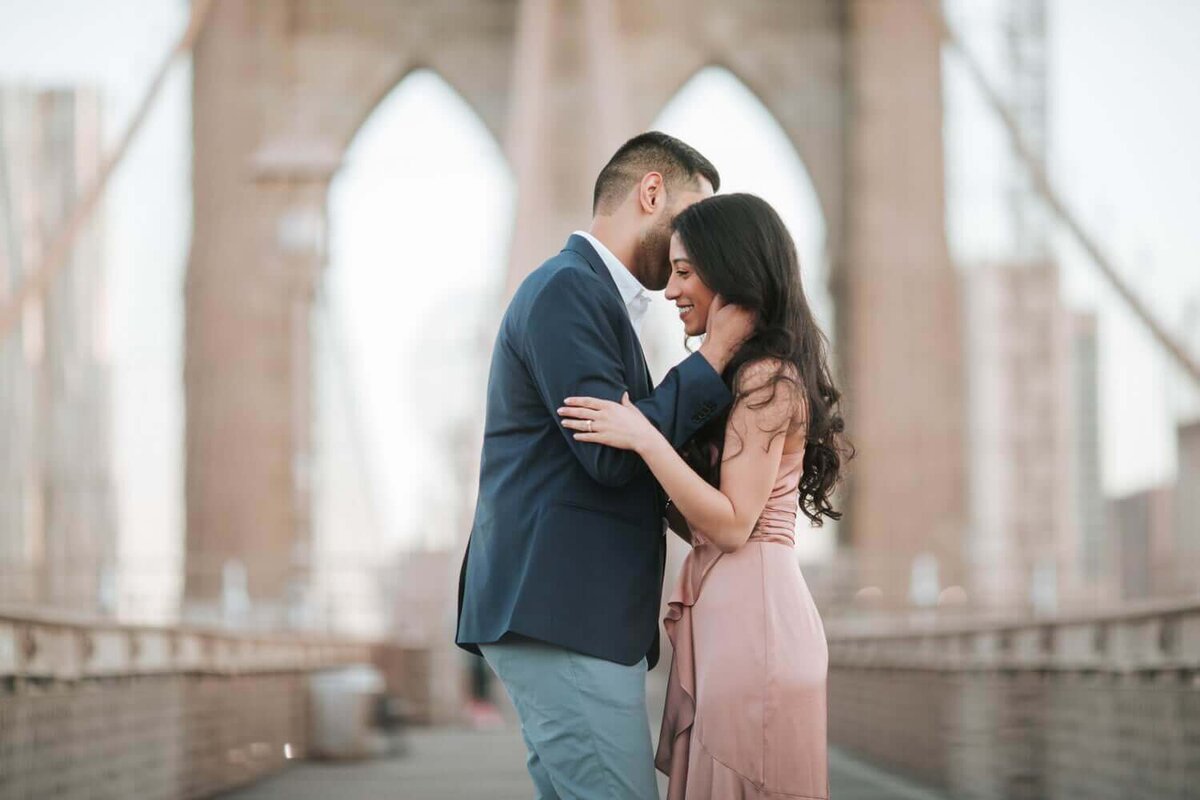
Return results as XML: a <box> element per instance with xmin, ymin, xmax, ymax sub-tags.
<box><xmin>1108</xmin><ymin>420</ymin><xmax>1200</xmax><ymax>601</ymax></box>
<box><xmin>965</xmin><ymin>260</ymin><xmax>1074</xmax><ymax>613</ymax></box>
<box><xmin>956</xmin><ymin>0</ymin><xmax>1093</xmax><ymax>615</ymax></box>
<box><xmin>1110</xmin><ymin>483</ymin><xmax>1175</xmax><ymax>601</ymax></box>
<box><xmin>1173</xmin><ymin>421</ymin><xmax>1200</xmax><ymax>592</ymax></box>
<box><xmin>1068</xmin><ymin>312</ymin><xmax>1109</xmax><ymax>592</ymax></box>
<box><xmin>0</xmin><ymin>85</ymin><xmax>116</xmax><ymax>614</ymax></box>
<box><xmin>964</xmin><ymin>267</ymin><xmax>1112</xmax><ymax>615</ymax></box>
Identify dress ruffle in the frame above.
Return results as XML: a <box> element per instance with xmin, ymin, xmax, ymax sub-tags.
<box><xmin>655</xmin><ymin>534</ymin><xmax>807</xmax><ymax>800</ymax></box>
<box><xmin>655</xmin><ymin>541</ymin><xmax>723</xmax><ymax>799</ymax></box>
<box><xmin>655</xmin><ymin>450</ymin><xmax>828</xmax><ymax>800</ymax></box>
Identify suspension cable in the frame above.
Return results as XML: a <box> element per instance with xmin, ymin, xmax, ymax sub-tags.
<box><xmin>0</xmin><ymin>0</ymin><xmax>215</xmax><ymax>343</ymax></box>
<box><xmin>922</xmin><ymin>0</ymin><xmax>1200</xmax><ymax>387</ymax></box>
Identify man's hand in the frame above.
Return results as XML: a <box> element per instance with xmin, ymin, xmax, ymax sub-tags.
<box><xmin>698</xmin><ymin>295</ymin><xmax>756</xmax><ymax>374</ymax></box>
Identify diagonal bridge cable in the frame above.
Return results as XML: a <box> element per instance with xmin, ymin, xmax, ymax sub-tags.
<box><xmin>921</xmin><ymin>0</ymin><xmax>1200</xmax><ymax>388</ymax></box>
<box><xmin>0</xmin><ymin>0</ymin><xmax>216</xmax><ymax>343</ymax></box>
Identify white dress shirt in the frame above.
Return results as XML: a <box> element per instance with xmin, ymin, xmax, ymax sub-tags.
<box><xmin>573</xmin><ymin>230</ymin><xmax>651</xmax><ymax>338</ymax></box>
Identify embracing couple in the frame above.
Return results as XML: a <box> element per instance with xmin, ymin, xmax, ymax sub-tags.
<box><xmin>457</xmin><ymin>132</ymin><xmax>848</xmax><ymax>800</ymax></box>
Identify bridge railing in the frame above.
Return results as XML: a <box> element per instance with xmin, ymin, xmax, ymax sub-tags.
<box><xmin>826</xmin><ymin>597</ymin><xmax>1200</xmax><ymax>800</ymax></box>
<box><xmin>0</xmin><ymin>606</ymin><xmax>374</xmax><ymax>800</ymax></box>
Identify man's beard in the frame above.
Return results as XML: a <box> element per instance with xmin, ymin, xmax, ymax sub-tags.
<box><xmin>635</xmin><ymin>221</ymin><xmax>673</xmax><ymax>290</ymax></box>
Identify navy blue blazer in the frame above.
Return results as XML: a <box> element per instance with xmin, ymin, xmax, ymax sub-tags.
<box><xmin>455</xmin><ymin>235</ymin><xmax>732</xmax><ymax>669</ymax></box>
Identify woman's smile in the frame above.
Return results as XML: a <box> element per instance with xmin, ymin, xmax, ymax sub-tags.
<box><xmin>665</xmin><ymin>233</ymin><xmax>716</xmax><ymax>336</ymax></box>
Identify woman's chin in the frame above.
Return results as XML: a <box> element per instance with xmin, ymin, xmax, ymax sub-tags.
<box><xmin>685</xmin><ymin>321</ymin><xmax>706</xmax><ymax>337</ymax></box>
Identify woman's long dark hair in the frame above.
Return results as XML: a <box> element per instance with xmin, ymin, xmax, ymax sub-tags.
<box><xmin>673</xmin><ymin>193</ymin><xmax>851</xmax><ymax>525</ymax></box>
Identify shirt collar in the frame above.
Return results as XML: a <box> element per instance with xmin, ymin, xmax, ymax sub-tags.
<box><xmin>572</xmin><ymin>230</ymin><xmax>646</xmax><ymax>309</ymax></box>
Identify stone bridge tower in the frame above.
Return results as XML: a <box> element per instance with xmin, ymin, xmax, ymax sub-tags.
<box><xmin>185</xmin><ymin>0</ymin><xmax>964</xmax><ymax>622</ymax></box>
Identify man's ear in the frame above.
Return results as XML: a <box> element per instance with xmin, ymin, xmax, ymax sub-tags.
<box><xmin>637</xmin><ymin>172</ymin><xmax>664</xmax><ymax>214</ymax></box>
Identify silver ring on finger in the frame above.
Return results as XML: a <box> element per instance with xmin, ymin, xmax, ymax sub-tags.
<box><xmin>587</xmin><ymin>420</ymin><xmax>594</xmax><ymax>433</ymax></box>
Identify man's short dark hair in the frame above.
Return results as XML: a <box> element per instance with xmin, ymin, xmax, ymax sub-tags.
<box><xmin>592</xmin><ymin>132</ymin><xmax>720</xmax><ymax>215</ymax></box>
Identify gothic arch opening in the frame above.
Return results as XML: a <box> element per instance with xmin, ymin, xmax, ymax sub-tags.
<box><xmin>313</xmin><ymin>69</ymin><xmax>514</xmax><ymax>634</ymax></box>
<box><xmin>646</xmin><ymin>65</ymin><xmax>836</xmax><ymax>564</ymax></box>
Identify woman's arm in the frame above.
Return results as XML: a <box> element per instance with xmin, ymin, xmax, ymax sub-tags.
<box><xmin>560</xmin><ymin>361</ymin><xmax>798</xmax><ymax>554</ymax></box>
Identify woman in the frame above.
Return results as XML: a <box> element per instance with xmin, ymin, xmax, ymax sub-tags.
<box><xmin>557</xmin><ymin>193</ymin><xmax>849</xmax><ymax>800</ymax></box>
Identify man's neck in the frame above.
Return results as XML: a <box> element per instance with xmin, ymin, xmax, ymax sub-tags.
<box><xmin>588</xmin><ymin>217</ymin><xmax>641</xmax><ymax>285</ymax></box>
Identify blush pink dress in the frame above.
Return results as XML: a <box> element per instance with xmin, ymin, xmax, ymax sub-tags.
<box><xmin>655</xmin><ymin>450</ymin><xmax>829</xmax><ymax>800</ymax></box>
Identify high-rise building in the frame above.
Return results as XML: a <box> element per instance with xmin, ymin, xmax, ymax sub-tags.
<box><xmin>0</xmin><ymin>86</ymin><xmax>115</xmax><ymax>613</ymax></box>
<box><xmin>1171</xmin><ymin>421</ymin><xmax>1200</xmax><ymax>594</ymax></box>
<box><xmin>952</xmin><ymin>0</ymin><xmax>1110</xmax><ymax>614</ymax></box>
<box><xmin>1104</xmin><ymin>423</ymin><xmax>1200</xmax><ymax>601</ymax></box>
<box><xmin>1003</xmin><ymin>0</ymin><xmax>1050</xmax><ymax>261</ymax></box>
<box><xmin>1109</xmin><ymin>485</ymin><xmax>1174</xmax><ymax>601</ymax></box>
<box><xmin>1066</xmin><ymin>312</ymin><xmax>1110</xmax><ymax>596</ymax></box>
<box><xmin>965</xmin><ymin>259</ymin><xmax>1072</xmax><ymax>613</ymax></box>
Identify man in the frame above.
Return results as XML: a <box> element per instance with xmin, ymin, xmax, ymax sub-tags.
<box><xmin>456</xmin><ymin>132</ymin><xmax>751</xmax><ymax>799</ymax></box>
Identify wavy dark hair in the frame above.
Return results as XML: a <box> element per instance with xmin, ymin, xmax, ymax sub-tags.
<box><xmin>673</xmin><ymin>193</ymin><xmax>851</xmax><ymax>525</ymax></box>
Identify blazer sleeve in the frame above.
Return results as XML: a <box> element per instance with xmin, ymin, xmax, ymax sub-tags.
<box><xmin>523</xmin><ymin>269</ymin><xmax>732</xmax><ymax>488</ymax></box>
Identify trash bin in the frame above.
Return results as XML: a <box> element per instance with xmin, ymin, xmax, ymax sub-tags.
<box><xmin>308</xmin><ymin>664</ymin><xmax>388</xmax><ymax>759</ymax></box>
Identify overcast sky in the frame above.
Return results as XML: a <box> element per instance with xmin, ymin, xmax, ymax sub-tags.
<box><xmin>1</xmin><ymin>1</ymin><xmax>1198</xmax><ymax>608</ymax></box>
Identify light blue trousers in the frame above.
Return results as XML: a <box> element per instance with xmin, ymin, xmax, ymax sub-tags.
<box><xmin>480</xmin><ymin>640</ymin><xmax>659</xmax><ymax>800</ymax></box>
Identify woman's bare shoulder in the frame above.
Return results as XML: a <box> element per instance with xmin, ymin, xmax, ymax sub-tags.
<box><xmin>731</xmin><ymin>358</ymin><xmax>806</xmax><ymax>437</ymax></box>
